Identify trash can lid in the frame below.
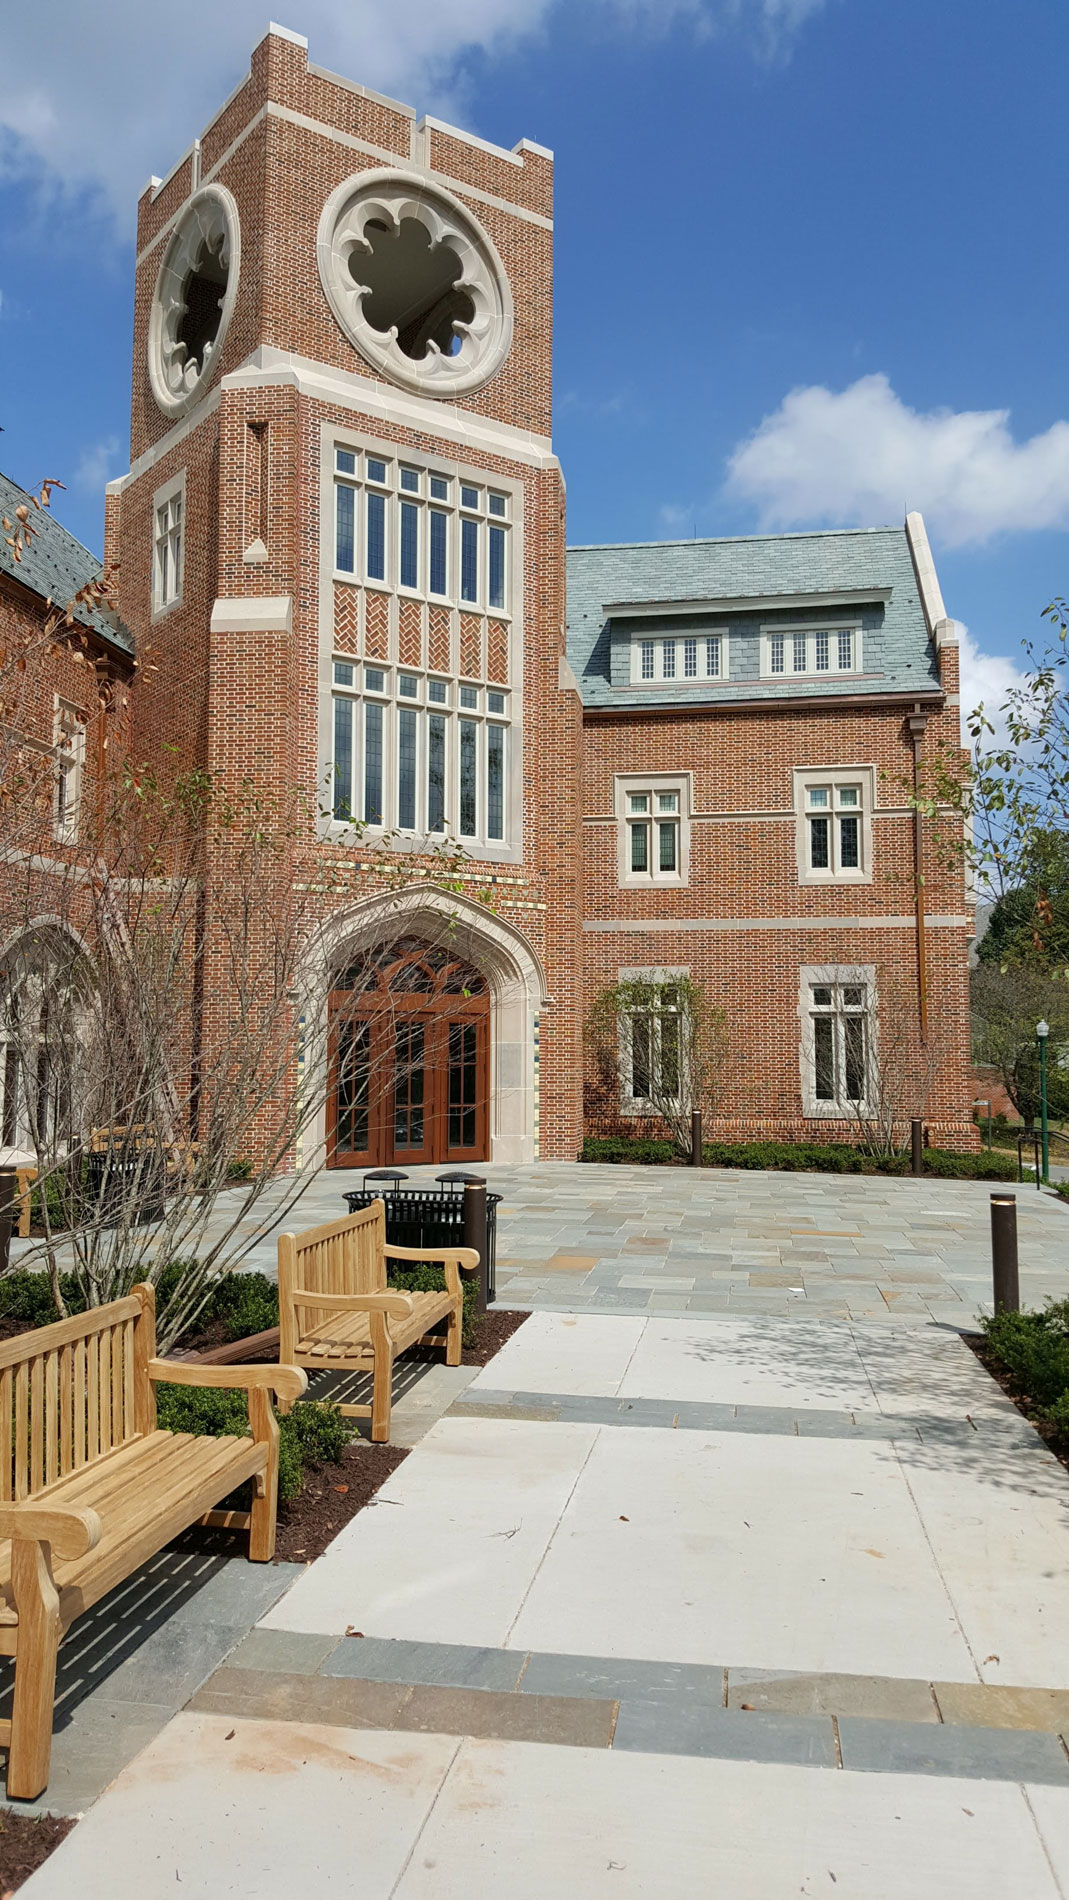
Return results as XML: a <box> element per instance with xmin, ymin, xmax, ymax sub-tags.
<box><xmin>436</xmin><ymin>1170</ymin><xmax>485</xmax><ymax>1186</ymax></box>
<box><xmin>363</xmin><ymin>1168</ymin><xmax>409</xmax><ymax>1185</ymax></box>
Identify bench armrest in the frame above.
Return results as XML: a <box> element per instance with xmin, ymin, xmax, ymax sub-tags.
<box><xmin>0</xmin><ymin>1503</ymin><xmax>101</xmax><ymax>1560</ymax></box>
<box><xmin>383</xmin><ymin>1245</ymin><xmax>477</xmax><ymax>1299</ymax></box>
<box><xmin>148</xmin><ymin>1360</ymin><xmax>308</xmax><ymax>1402</ymax></box>
<box><xmin>290</xmin><ymin>1289</ymin><xmax>415</xmax><ymax>1320</ymax></box>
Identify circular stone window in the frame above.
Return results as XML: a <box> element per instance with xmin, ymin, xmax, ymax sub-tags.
<box><xmin>147</xmin><ymin>185</ymin><xmax>241</xmax><ymax>419</ymax></box>
<box><xmin>317</xmin><ymin>170</ymin><xmax>513</xmax><ymax>398</ymax></box>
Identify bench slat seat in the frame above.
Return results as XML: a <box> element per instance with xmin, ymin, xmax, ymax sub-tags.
<box><xmin>0</xmin><ymin>1287</ymin><xmax>306</xmax><ymax>1799</ymax></box>
<box><xmin>279</xmin><ymin>1204</ymin><xmax>476</xmax><ymax>1441</ymax></box>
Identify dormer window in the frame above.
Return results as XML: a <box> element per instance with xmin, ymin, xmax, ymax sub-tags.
<box><xmin>630</xmin><ymin>633</ymin><xmax>727</xmax><ymax>684</ymax></box>
<box><xmin>762</xmin><ymin>626</ymin><xmax>861</xmax><ymax>679</ymax></box>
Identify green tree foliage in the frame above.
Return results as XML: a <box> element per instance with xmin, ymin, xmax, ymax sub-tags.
<box><xmin>977</xmin><ymin>830</ymin><xmax>1069</xmax><ymax>974</ymax></box>
<box><xmin>971</xmin><ymin>964</ymin><xmax>1069</xmax><ymax>1124</ymax></box>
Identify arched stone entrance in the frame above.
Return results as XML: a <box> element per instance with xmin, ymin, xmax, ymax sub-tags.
<box><xmin>300</xmin><ymin>887</ymin><xmax>547</xmax><ymax>1170</ymax></box>
<box><xmin>327</xmin><ymin>937</ymin><xmax>491</xmax><ymax>1168</ymax></box>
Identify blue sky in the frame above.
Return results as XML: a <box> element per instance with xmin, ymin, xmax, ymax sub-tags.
<box><xmin>1</xmin><ymin>0</ymin><xmax>1066</xmax><ymax>714</ymax></box>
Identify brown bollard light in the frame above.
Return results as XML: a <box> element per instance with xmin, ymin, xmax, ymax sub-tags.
<box><xmin>463</xmin><ymin>1177</ymin><xmax>489</xmax><ymax>1316</ymax></box>
<box><xmin>691</xmin><ymin>1110</ymin><xmax>703</xmax><ymax>1168</ymax></box>
<box><xmin>990</xmin><ymin>1192</ymin><xmax>1019</xmax><ymax>1314</ymax></box>
<box><xmin>911</xmin><ymin>1119</ymin><xmax>924</xmax><ymax>1176</ymax></box>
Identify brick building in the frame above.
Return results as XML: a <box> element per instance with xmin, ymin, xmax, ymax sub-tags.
<box><xmin>6</xmin><ymin>24</ymin><xmax>974</xmax><ymax>1166</ymax></box>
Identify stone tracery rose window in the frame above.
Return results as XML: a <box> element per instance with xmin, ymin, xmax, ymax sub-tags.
<box><xmin>147</xmin><ymin>185</ymin><xmax>241</xmax><ymax>419</ymax></box>
<box><xmin>317</xmin><ymin>170</ymin><xmax>513</xmax><ymax>398</ymax></box>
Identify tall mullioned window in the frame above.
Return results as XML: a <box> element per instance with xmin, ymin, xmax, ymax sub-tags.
<box><xmin>330</xmin><ymin>446</ymin><xmax>514</xmax><ymax>850</ymax></box>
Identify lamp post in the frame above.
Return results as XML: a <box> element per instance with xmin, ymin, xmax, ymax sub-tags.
<box><xmin>1036</xmin><ymin>1020</ymin><xmax>1050</xmax><ymax>1185</ymax></box>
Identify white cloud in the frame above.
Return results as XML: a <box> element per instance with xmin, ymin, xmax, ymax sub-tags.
<box><xmin>957</xmin><ymin>623</ymin><xmax>1031</xmax><ymax>746</ymax></box>
<box><xmin>0</xmin><ymin>1</ymin><xmax>830</xmax><ymax>224</ymax></box>
<box><xmin>74</xmin><ymin>436</ymin><xmax>121</xmax><ymax>493</ymax></box>
<box><xmin>726</xmin><ymin>373</ymin><xmax>1069</xmax><ymax>547</ymax></box>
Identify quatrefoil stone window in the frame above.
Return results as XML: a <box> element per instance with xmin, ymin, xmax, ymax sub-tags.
<box><xmin>317</xmin><ymin>170</ymin><xmax>513</xmax><ymax>398</ymax></box>
<box><xmin>147</xmin><ymin>185</ymin><xmax>241</xmax><ymax>419</ymax></box>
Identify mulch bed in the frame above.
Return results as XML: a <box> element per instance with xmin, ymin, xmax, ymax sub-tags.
<box><xmin>273</xmin><ymin>1441</ymin><xmax>409</xmax><ymax>1564</ymax></box>
<box><xmin>462</xmin><ymin>1305</ymin><xmax>528</xmax><ymax>1366</ymax></box>
<box><xmin>0</xmin><ymin>1811</ymin><xmax>74</xmax><ymax>1892</ymax></box>
<box><xmin>963</xmin><ymin>1331</ymin><xmax>1069</xmax><ymax>1479</ymax></box>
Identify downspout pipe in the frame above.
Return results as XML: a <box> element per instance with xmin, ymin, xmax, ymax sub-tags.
<box><xmin>907</xmin><ymin>705</ymin><xmax>930</xmax><ymax>1045</ymax></box>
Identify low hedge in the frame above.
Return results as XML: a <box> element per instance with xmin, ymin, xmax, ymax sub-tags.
<box><xmin>579</xmin><ymin>1137</ymin><xmax>1017</xmax><ymax>1180</ymax></box>
<box><xmin>154</xmin><ymin>1384</ymin><xmax>354</xmax><ymax>1505</ymax></box>
<box><xmin>981</xmin><ymin>1301</ymin><xmax>1069</xmax><ymax>1449</ymax></box>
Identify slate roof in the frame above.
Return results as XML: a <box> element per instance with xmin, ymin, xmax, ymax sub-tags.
<box><xmin>0</xmin><ymin>470</ymin><xmax>133</xmax><ymax>656</ymax></box>
<box><xmin>566</xmin><ymin>526</ymin><xmax>940</xmax><ymax>711</ymax></box>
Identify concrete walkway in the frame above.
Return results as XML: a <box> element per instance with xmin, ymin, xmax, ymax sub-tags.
<box><xmin>27</xmin><ymin>1304</ymin><xmax>1069</xmax><ymax>1897</ymax></box>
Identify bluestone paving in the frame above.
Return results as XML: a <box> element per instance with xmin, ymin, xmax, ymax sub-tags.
<box><xmin>612</xmin><ymin>1701</ymin><xmax>838</xmax><ymax>1765</ymax></box>
<box><xmin>837</xmin><ymin>1717</ymin><xmax>1069</xmax><ymax>1784</ymax></box>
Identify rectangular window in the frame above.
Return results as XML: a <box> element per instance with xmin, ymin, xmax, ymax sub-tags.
<box><xmin>461</xmin><ymin>518</ymin><xmax>479</xmax><ymax>603</ymax></box>
<box><xmin>430</xmin><ymin>474</ymin><xmax>449</xmax><ymax>501</ymax></box>
<box><xmin>624</xmin><ymin>984</ymin><xmax>686</xmax><ymax>1109</ymax></box>
<box><xmin>153</xmin><ymin>478</ymin><xmax>184</xmax><ymax>611</ymax></box>
<box><xmin>683</xmin><ymin>638</ymin><xmax>697</xmax><ymax>678</ymax></box>
<box><xmin>53</xmin><ymin>702</ymin><xmax>85</xmax><ymax>842</ymax></box>
<box><xmin>365</xmin><ymin>667</ymin><xmax>385</xmax><ymax>694</ymax></box>
<box><xmin>399</xmin><ymin>500</ymin><xmax>419</xmax><ymax>589</ymax></box>
<box><xmin>364</xmin><ymin>701</ymin><xmax>383</xmax><ymax>825</ymax></box>
<box><xmin>461</xmin><ymin>484</ymin><xmax>479</xmax><ymax>510</ymax></box>
<box><xmin>335</xmin><ymin>483</ymin><xmax>355</xmax><ymax>574</ymax></box>
<box><xmin>399</xmin><ymin>674</ymin><xmax>418</xmax><ymax>698</ymax></box>
<box><xmin>428</xmin><ymin>713</ymin><xmax>446</xmax><ymax>831</ymax></box>
<box><xmin>332</xmin><ymin>695</ymin><xmax>353</xmax><ymax>820</ymax></box>
<box><xmin>763</xmin><ymin>627</ymin><xmax>860</xmax><ymax>679</ymax></box>
<box><xmin>333</xmin><ymin>660</ymin><xmax>354</xmax><ymax>687</ymax></box>
<box><xmin>429</xmin><ymin>509</ymin><xmax>448</xmax><ymax>595</ymax></box>
<box><xmin>799</xmin><ymin>775</ymin><xmax>870</xmax><ymax>881</ymax></box>
<box><xmin>488</xmin><ymin>524</ymin><xmax>506</xmax><ymax>609</ymax></box>
<box><xmin>366</xmin><ymin>491</ymin><xmax>386</xmax><ymax>582</ymax></box>
<box><xmin>661</xmin><ymin>641</ymin><xmax>676</xmax><ymax>680</ymax></box>
<box><xmin>487</xmin><ymin>725</ymin><xmax>505</xmax><ymax>840</ymax></box>
<box><xmin>335</xmin><ymin>449</ymin><xmax>356</xmax><ymax>476</ymax></box>
<box><xmin>706</xmin><ymin>636</ymin><xmax>720</xmax><ymax>677</ymax></box>
<box><xmin>459</xmin><ymin>719</ymin><xmax>477</xmax><ymax>836</ymax></box>
<box><xmin>367</xmin><ymin>458</ymin><xmax>387</xmax><ymax>485</ymax></box>
<box><xmin>809</xmin><ymin>815</ymin><xmax>830</xmax><ymax>870</ymax></box>
<box><xmin>620</xmin><ymin>782</ymin><xmax>686</xmax><ymax>884</ymax></box>
<box><xmin>428</xmin><ymin>679</ymin><xmax>448</xmax><ymax>705</ymax></box>
<box><xmin>770</xmin><ymin>636</ymin><xmax>785</xmax><ymax>675</ymax></box>
<box><xmin>459</xmin><ymin>684</ymin><xmax>478</xmax><ymax>710</ymax></box>
<box><xmin>640</xmin><ymin>640</ymin><xmax>655</xmax><ymax>681</ymax></box>
<box><xmin>839</xmin><ymin>813</ymin><xmax>860</xmax><ymax>870</ymax></box>
<box><xmin>397</xmin><ymin>706</ymin><xmax>417</xmax><ymax>829</ymax></box>
<box><xmin>815</xmin><ymin>632</ymin><xmax>830</xmax><ymax>671</ymax></box>
<box><xmin>488</xmin><ymin>492</ymin><xmax>506</xmax><ymax>517</ymax></box>
<box><xmin>487</xmin><ymin>691</ymin><xmax>505</xmax><ymax>715</ymax></box>
<box><xmin>807</xmin><ymin>977</ymin><xmax>871</xmax><ymax>1111</ymax></box>
<box><xmin>400</xmin><ymin>466</ymin><xmax>419</xmax><ymax>493</ymax></box>
<box><xmin>838</xmin><ymin>630</ymin><xmax>853</xmax><ymax>670</ymax></box>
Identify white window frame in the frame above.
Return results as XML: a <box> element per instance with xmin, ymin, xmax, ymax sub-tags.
<box><xmin>793</xmin><ymin>766</ymin><xmax>874</xmax><ymax>886</ymax></box>
<box><xmin>760</xmin><ymin>622</ymin><xmax>862</xmax><ymax>680</ymax></box>
<box><xmin>630</xmin><ymin>631</ymin><xmax>729</xmax><ymax>685</ymax></box>
<box><xmin>53</xmin><ymin>698</ymin><xmax>86</xmax><ymax>843</ymax></box>
<box><xmin>152</xmin><ymin>470</ymin><xmax>186</xmax><ymax>616</ymax></box>
<box><xmin>617</xmin><ymin>966</ymin><xmax>689</xmax><ymax>1117</ymax></box>
<box><xmin>798</xmin><ymin>964</ymin><xmax>875</xmax><ymax>1118</ymax></box>
<box><xmin>332</xmin><ymin>446</ymin><xmax>510</xmax><ymax>615</ymax></box>
<box><xmin>614</xmin><ymin>773</ymin><xmax>691</xmax><ymax>887</ymax></box>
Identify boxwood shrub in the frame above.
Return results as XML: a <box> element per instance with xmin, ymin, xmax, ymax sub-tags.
<box><xmin>579</xmin><ymin>1136</ymin><xmax>1016</xmax><ymax>1180</ymax></box>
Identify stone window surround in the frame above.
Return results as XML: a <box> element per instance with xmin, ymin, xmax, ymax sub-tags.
<box><xmin>318</xmin><ymin>424</ymin><xmax>525</xmax><ymax>866</ymax></box>
<box><xmin>760</xmin><ymin>620</ymin><xmax>863</xmax><ymax>681</ymax></box>
<box><xmin>798</xmin><ymin>962</ymin><xmax>876</xmax><ymax>1119</ymax></box>
<box><xmin>52</xmin><ymin>697</ymin><xmax>86</xmax><ymax>845</ymax></box>
<box><xmin>615</xmin><ymin>963</ymin><xmax>690</xmax><ymax>1117</ymax></box>
<box><xmin>614</xmin><ymin>772</ymin><xmax>692</xmax><ymax>889</ymax></box>
<box><xmin>147</xmin><ymin>184</ymin><xmax>241</xmax><ymax>421</ymax></box>
<box><xmin>151</xmin><ymin>469</ymin><xmax>186</xmax><ymax>619</ymax></box>
<box><xmin>793</xmin><ymin>765</ymin><xmax>875</xmax><ymax>888</ymax></box>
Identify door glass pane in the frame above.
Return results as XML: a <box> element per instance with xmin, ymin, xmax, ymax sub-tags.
<box><xmin>336</xmin><ymin>1019</ymin><xmax>370</xmax><ymax>1154</ymax></box>
<box><xmin>398</xmin><ymin>707</ymin><xmax>417</xmax><ymax>829</ymax></box>
<box><xmin>459</xmin><ymin>719</ymin><xmax>477</xmax><ymax>836</ymax></box>
<box><xmin>394</xmin><ymin>1022</ymin><xmax>425</xmax><ymax>1148</ymax></box>
<box><xmin>844</xmin><ymin>1014</ymin><xmax>866</xmax><ymax>1101</ymax></box>
<box><xmin>364</xmin><ymin>701</ymin><xmax>383</xmax><ymax>824</ymax></box>
<box><xmin>487</xmin><ymin>725</ymin><xmax>504</xmax><ymax>840</ymax></box>
<box><xmin>448</xmin><ymin>1023</ymin><xmax>479</xmax><ymax>1148</ymax></box>
<box><xmin>366</xmin><ymin>491</ymin><xmax>386</xmax><ymax>581</ymax></box>
<box><xmin>400</xmin><ymin>500</ymin><xmax>419</xmax><ymax>588</ymax></box>
<box><xmin>813</xmin><ymin>1017</ymin><xmax>835</xmax><ymax>1100</ymax></box>
<box><xmin>332</xmin><ymin>695</ymin><xmax>353</xmax><ymax>820</ymax></box>
<box><xmin>428</xmin><ymin>713</ymin><xmax>446</xmax><ymax>831</ymax></box>
<box><xmin>839</xmin><ymin>814</ymin><xmax>860</xmax><ymax>870</ymax></box>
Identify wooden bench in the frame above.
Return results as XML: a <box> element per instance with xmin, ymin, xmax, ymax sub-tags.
<box><xmin>0</xmin><ymin>1285</ymin><xmax>307</xmax><ymax>1798</ymax></box>
<box><xmin>278</xmin><ymin>1202</ymin><xmax>476</xmax><ymax>1443</ymax></box>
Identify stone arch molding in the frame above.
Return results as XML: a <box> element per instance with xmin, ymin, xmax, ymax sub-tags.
<box><xmin>300</xmin><ymin>886</ymin><xmax>546</xmax><ymax>1168</ymax></box>
<box><xmin>316</xmin><ymin>169</ymin><xmax>514</xmax><ymax>398</ymax></box>
<box><xmin>148</xmin><ymin>184</ymin><xmax>241</xmax><ymax>419</ymax></box>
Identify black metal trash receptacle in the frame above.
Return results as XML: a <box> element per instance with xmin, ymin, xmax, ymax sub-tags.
<box><xmin>344</xmin><ymin>1183</ymin><xmax>500</xmax><ymax>1304</ymax></box>
<box><xmin>82</xmin><ymin>1152</ymin><xmax>166</xmax><ymax>1226</ymax></box>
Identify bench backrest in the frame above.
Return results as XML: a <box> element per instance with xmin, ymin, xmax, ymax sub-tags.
<box><xmin>278</xmin><ymin>1204</ymin><xmax>386</xmax><ymax>1356</ymax></box>
<box><xmin>0</xmin><ymin>1290</ymin><xmax>154</xmax><ymax>1501</ymax></box>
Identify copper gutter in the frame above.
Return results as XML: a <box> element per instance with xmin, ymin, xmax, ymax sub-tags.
<box><xmin>907</xmin><ymin>704</ymin><xmax>930</xmax><ymax>1043</ymax></box>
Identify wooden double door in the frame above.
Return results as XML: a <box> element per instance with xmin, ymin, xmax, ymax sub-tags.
<box><xmin>327</xmin><ymin>939</ymin><xmax>490</xmax><ymax>1169</ymax></box>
